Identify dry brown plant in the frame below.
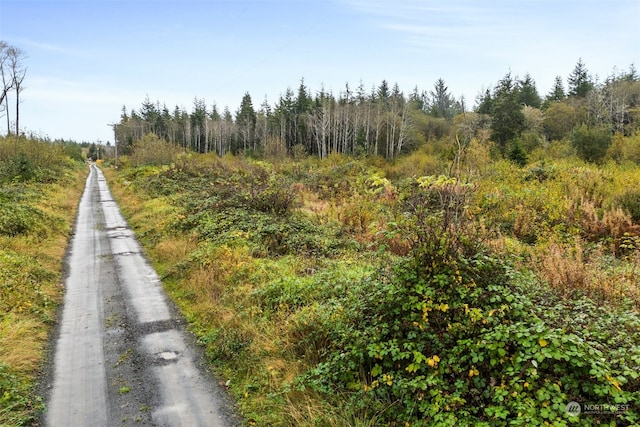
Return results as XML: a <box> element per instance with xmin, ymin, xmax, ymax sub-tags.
<box><xmin>533</xmin><ymin>238</ymin><xmax>640</xmax><ymax>307</ymax></box>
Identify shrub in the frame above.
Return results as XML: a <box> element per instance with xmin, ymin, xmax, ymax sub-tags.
<box><xmin>302</xmin><ymin>238</ymin><xmax>640</xmax><ymax>426</ymax></box>
<box><xmin>571</xmin><ymin>124</ymin><xmax>612</xmax><ymax>164</ymax></box>
<box><xmin>0</xmin><ymin>203</ymin><xmax>39</xmax><ymax>237</ymax></box>
<box><xmin>0</xmin><ymin>136</ymin><xmax>80</xmax><ymax>185</ymax></box>
<box><xmin>617</xmin><ymin>189</ymin><xmax>640</xmax><ymax>223</ymax></box>
<box><xmin>129</xmin><ymin>133</ymin><xmax>182</xmax><ymax>166</ymax></box>
<box><xmin>298</xmin><ymin>176</ymin><xmax>640</xmax><ymax>425</ymax></box>
<box><xmin>194</xmin><ymin>209</ymin><xmax>346</xmax><ymax>258</ymax></box>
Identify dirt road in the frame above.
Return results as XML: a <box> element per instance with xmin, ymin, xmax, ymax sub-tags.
<box><xmin>43</xmin><ymin>164</ymin><xmax>239</xmax><ymax>426</ymax></box>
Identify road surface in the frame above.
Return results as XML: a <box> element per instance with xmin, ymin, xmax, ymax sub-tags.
<box><xmin>43</xmin><ymin>164</ymin><xmax>239</xmax><ymax>426</ymax></box>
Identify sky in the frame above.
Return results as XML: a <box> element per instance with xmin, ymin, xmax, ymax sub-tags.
<box><xmin>0</xmin><ymin>0</ymin><xmax>638</xmax><ymax>144</ymax></box>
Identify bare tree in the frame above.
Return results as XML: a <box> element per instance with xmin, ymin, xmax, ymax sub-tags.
<box><xmin>0</xmin><ymin>43</ymin><xmax>26</xmax><ymax>135</ymax></box>
<box><xmin>8</xmin><ymin>46</ymin><xmax>27</xmax><ymax>134</ymax></box>
<box><xmin>0</xmin><ymin>41</ymin><xmax>15</xmax><ymax>134</ymax></box>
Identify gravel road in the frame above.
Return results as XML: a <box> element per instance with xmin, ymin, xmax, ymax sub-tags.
<box><xmin>42</xmin><ymin>164</ymin><xmax>240</xmax><ymax>426</ymax></box>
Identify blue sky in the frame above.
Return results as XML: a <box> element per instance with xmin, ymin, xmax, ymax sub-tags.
<box><xmin>1</xmin><ymin>0</ymin><xmax>638</xmax><ymax>144</ymax></box>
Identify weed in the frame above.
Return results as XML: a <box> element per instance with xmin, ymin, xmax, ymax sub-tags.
<box><xmin>105</xmin><ymin>148</ymin><xmax>640</xmax><ymax>425</ymax></box>
<box><xmin>0</xmin><ymin>135</ymin><xmax>85</xmax><ymax>425</ymax></box>
<box><xmin>617</xmin><ymin>189</ymin><xmax>640</xmax><ymax>222</ymax></box>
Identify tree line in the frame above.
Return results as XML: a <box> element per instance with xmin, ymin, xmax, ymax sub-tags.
<box><xmin>117</xmin><ymin>78</ymin><xmax>453</xmax><ymax>160</ymax></box>
<box><xmin>116</xmin><ymin>59</ymin><xmax>640</xmax><ymax>163</ymax></box>
<box><xmin>0</xmin><ymin>41</ymin><xmax>27</xmax><ymax>136</ymax></box>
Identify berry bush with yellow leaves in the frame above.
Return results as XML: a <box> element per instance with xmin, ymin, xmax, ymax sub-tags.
<box><xmin>300</xmin><ymin>175</ymin><xmax>640</xmax><ymax>426</ymax></box>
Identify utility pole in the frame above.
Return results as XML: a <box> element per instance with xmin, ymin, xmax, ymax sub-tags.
<box><xmin>107</xmin><ymin>123</ymin><xmax>118</xmax><ymax>169</ymax></box>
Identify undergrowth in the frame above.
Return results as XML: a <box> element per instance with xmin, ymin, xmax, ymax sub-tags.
<box><xmin>0</xmin><ymin>135</ymin><xmax>85</xmax><ymax>426</ymax></box>
<box><xmin>106</xmin><ymin>145</ymin><xmax>640</xmax><ymax>426</ymax></box>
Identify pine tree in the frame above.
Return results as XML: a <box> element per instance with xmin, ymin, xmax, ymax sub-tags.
<box><xmin>546</xmin><ymin>76</ymin><xmax>566</xmax><ymax>103</ymax></box>
<box><xmin>625</xmin><ymin>63</ymin><xmax>638</xmax><ymax>82</ymax></box>
<box><xmin>475</xmin><ymin>88</ymin><xmax>493</xmax><ymax>115</ymax></box>
<box><xmin>236</xmin><ymin>92</ymin><xmax>256</xmax><ymax>151</ymax></box>
<box><xmin>568</xmin><ymin>58</ymin><xmax>594</xmax><ymax>97</ymax></box>
<box><xmin>517</xmin><ymin>73</ymin><xmax>541</xmax><ymax>108</ymax></box>
<box><xmin>429</xmin><ymin>78</ymin><xmax>456</xmax><ymax>119</ymax></box>
<box><xmin>490</xmin><ymin>72</ymin><xmax>526</xmax><ymax>155</ymax></box>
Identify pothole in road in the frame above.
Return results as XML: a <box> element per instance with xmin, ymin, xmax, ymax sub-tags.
<box><xmin>106</xmin><ymin>227</ymin><xmax>132</xmax><ymax>239</ymax></box>
<box><xmin>156</xmin><ymin>351</ymin><xmax>180</xmax><ymax>363</ymax></box>
<box><xmin>114</xmin><ymin>251</ymin><xmax>138</xmax><ymax>256</ymax></box>
<box><xmin>109</xmin><ymin>234</ymin><xmax>129</xmax><ymax>239</ymax></box>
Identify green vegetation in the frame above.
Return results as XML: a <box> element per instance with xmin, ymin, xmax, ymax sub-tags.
<box><xmin>102</xmin><ymin>61</ymin><xmax>640</xmax><ymax>426</ymax></box>
<box><xmin>105</xmin><ymin>117</ymin><xmax>640</xmax><ymax>425</ymax></box>
<box><xmin>0</xmin><ymin>135</ymin><xmax>86</xmax><ymax>426</ymax></box>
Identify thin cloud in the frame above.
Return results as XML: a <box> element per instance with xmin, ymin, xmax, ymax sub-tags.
<box><xmin>342</xmin><ymin>0</ymin><xmax>513</xmax><ymax>54</ymax></box>
<box><xmin>11</xmin><ymin>38</ymin><xmax>91</xmax><ymax>59</ymax></box>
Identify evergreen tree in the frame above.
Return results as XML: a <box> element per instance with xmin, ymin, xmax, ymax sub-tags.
<box><xmin>409</xmin><ymin>86</ymin><xmax>424</xmax><ymax>111</ymax></box>
<box><xmin>140</xmin><ymin>96</ymin><xmax>159</xmax><ymax>134</ymax></box>
<box><xmin>236</xmin><ymin>92</ymin><xmax>257</xmax><ymax>151</ymax></box>
<box><xmin>429</xmin><ymin>78</ymin><xmax>456</xmax><ymax>119</ymax></box>
<box><xmin>490</xmin><ymin>72</ymin><xmax>526</xmax><ymax>155</ymax></box>
<box><xmin>274</xmin><ymin>88</ymin><xmax>295</xmax><ymax>148</ymax></box>
<box><xmin>120</xmin><ymin>105</ymin><xmax>129</xmax><ymax>121</ymax></box>
<box><xmin>377</xmin><ymin>80</ymin><xmax>390</xmax><ymax>106</ymax></box>
<box><xmin>625</xmin><ymin>63</ymin><xmax>638</xmax><ymax>82</ymax></box>
<box><xmin>223</xmin><ymin>106</ymin><xmax>233</xmax><ymax>122</ymax></box>
<box><xmin>191</xmin><ymin>98</ymin><xmax>208</xmax><ymax>153</ymax></box>
<box><xmin>211</xmin><ymin>103</ymin><xmax>221</xmax><ymax>121</ymax></box>
<box><xmin>87</xmin><ymin>143</ymin><xmax>98</xmax><ymax>161</ymax></box>
<box><xmin>294</xmin><ymin>79</ymin><xmax>312</xmax><ymax>146</ymax></box>
<box><xmin>517</xmin><ymin>73</ymin><xmax>541</xmax><ymax>108</ymax></box>
<box><xmin>546</xmin><ymin>76</ymin><xmax>566</xmax><ymax>104</ymax></box>
<box><xmin>509</xmin><ymin>141</ymin><xmax>528</xmax><ymax>166</ymax></box>
<box><xmin>295</xmin><ymin>78</ymin><xmax>312</xmax><ymax>114</ymax></box>
<box><xmin>475</xmin><ymin>88</ymin><xmax>493</xmax><ymax>115</ymax></box>
<box><xmin>568</xmin><ymin>58</ymin><xmax>594</xmax><ymax>97</ymax></box>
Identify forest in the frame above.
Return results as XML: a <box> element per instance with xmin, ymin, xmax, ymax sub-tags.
<box><xmin>115</xmin><ymin>59</ymin><xmax>640</xmax><ymax>164</ymax></box>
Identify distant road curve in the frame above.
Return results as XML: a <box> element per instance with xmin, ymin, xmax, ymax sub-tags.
<box><xmin>43</xmin><ymin>163</ymin><xmax>239</xmax><ymax>426</ymax></box>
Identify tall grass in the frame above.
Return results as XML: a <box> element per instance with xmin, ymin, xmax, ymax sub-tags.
<box><xmin>0</xmin><ymin>135</ymin><xmax>86</xmax><ymax>426</ymax></box>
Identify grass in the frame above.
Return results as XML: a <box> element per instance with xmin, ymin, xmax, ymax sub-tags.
<box><xmin>104</xmin><ymin>159</ymin><xmax>386</xmax><ymax>425</ymax></box>
<box><xmin>0</xmin><ymin>136</ymin><xmax>86</xmax><ymax>426</ymax></box>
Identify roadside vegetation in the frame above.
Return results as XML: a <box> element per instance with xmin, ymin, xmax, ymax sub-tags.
<box><xmin>0</xmin><ymin>135</ymin><xmax>86</xmax><ymax>426</ymax></box>
<box><xmin>105</xmin><ymin>129</ymin><xmax>640</xmax><ymax>426</ymax></box>
<box><xmin>102</xmin><ymin>61</ymin><xmax>640</xmax><ymax>425</ymax></box>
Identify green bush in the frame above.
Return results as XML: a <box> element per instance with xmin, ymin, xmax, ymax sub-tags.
<box><xmin>192</xmin><ymin>209</ymin><xmax>346</xmax><ymax>258</ymax></box>
<box><xmin>617</xmin><ymin>190</ymin><xmax>640</xmax><ymax>223</ymax></box>
<box><xmin>301</xmin><ymin>243</ymin><xmax>640</xmax><ymax>426</ymax></box>
<box><xmin>297</xmin><ymin>176</ymin><xmax>640</xmax><ymax>426</ymax></box>
<box><xmin>0</xmin><ymin>136</ymin><xmax>82</xmax><ymax>185</ymax></box>
<box><xmin>0</xmin><ymin>203</ymin><xmax>39</xmax><ymax>236</ymax></box>
<box><xmin>129</xmin><ymin>133</ymin><xmax>183</xmax><ymax>167</ymax></box>
<box><xmin>571</xmin><ymin>125</ymin><xmax>613</xmax><ymax>164</ymax></box>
